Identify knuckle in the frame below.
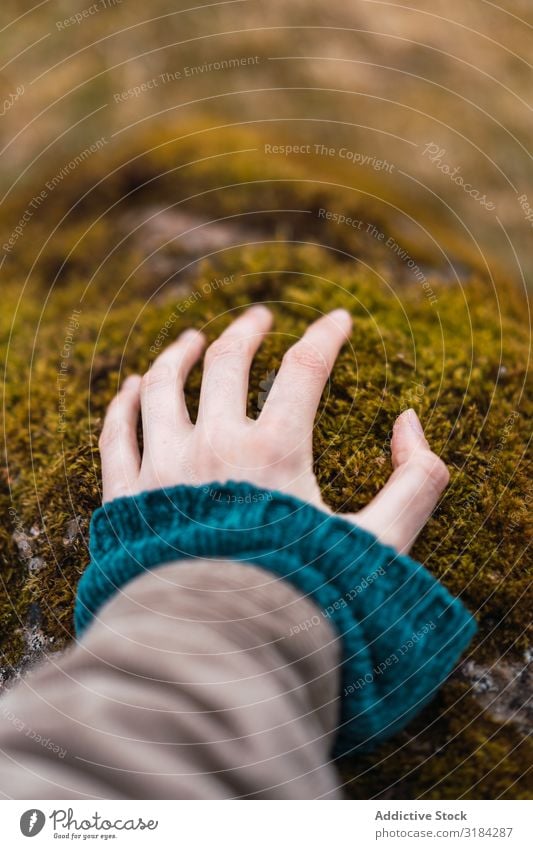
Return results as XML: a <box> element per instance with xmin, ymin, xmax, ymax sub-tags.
<box><xmin>205</xmin><ymin>336</ymin><xmax>247</xmax><ymax>365</ymax></box>
<box><xmin>254</xmin><ymin>436</ymin><xmax>284</xmax><ymax>467</ymax></box>
<box><xmin>284</xmin><ymin>344</ymin><xmax>328</xmax><ymax>379</ymax></box>
<box><xmin>99</xmin><ymin>418</ymin><xmax>126</xmax><ymax>450</ymax></box>
<box><xmin>141</xmin><ymin>366</ymin><xmax>172</xmax><ymax>393</ymax></box>
<box><xmin>251</xmin><ymin>424</ymin><xmax>301</xmax><ymax>468</ymax></box>
<box><xmin>411</xmin><ymin>450</ymin><xmax>450</xmax><ymax>492</ymax></box>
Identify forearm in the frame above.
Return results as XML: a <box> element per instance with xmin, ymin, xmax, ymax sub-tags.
<box><xmin>0</xmin><ymin>480</ymin><xmax>476</xmax><ymax>799</ymax></box>
<box><xmin>0</xmin><ymin>560</ymin><xmax>341</xmax><ymax>799</ymax></box>
<box><xmin>76</xmin><ymin>481</ymin><xmax>476</xmax><ymax>756</ymax></box>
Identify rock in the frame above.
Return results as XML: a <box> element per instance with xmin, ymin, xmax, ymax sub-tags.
<box><xmin>119</xmin><ymin>207</ymin><xmax>266</xmax><ymax>291</ymax></box>
<box><xmin>459</xmin><ymin>658</ymin><xmax>532</xmax><ymax>735</ymax></box>
<box><xmin>63</xmin><ymin>516</ymin><xmax>82</xmax><ymax>546</ymax></box>
<box><xmin>12</xmin><ymin>531</ymin><xmax>33</xmax><ymax>561</ymax></box>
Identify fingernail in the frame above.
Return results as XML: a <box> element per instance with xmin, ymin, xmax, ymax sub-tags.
<box><xmin>329</xmin><ymin>309</ymin><xmax>352</xmax><ymax>332</ymax></box>
<box><xmin>405</xmin><ymin>408</ymin><xmax>426</xmax><ymax>437</ymax></box>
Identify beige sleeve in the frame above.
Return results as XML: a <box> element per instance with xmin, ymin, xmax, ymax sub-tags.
<box><xmin>0</xmin><ymin>560</ymin><xmax>342</xmax><ymax>799</ymax></box>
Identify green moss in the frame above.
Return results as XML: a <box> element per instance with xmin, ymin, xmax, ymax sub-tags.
<box><xmin>0</xmin><ymin>125</ymin><xmax>531</xmax><ymax>797</ymax></box>
<box><xmin>341</xmin><ymin>681</ymin><xmax>532</xmax><ymax>799</ymax></box>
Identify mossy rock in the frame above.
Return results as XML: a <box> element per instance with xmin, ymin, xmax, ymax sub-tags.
<box><xmin>0</xmin><ymin>125</ymin><xmax>531</xmax><ymax>798</ymax></box>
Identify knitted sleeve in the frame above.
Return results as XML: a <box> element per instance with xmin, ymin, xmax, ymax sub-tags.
<box><xmin>75</xmin><ymin>481</ymin><xmax>476</xmax><ymax>757</ymax></box>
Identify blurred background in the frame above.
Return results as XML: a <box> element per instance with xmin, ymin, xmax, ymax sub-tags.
<box><xmin>1</xmin><ymin>0</ymin><xmax>531</xmax><ymax>287</ymax></box>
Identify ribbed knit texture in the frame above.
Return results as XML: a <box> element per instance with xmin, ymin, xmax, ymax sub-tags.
<box><xmin>75</xmin><ymin>481</ymin><xmax>476</xmax><ymax>757</ymax></box>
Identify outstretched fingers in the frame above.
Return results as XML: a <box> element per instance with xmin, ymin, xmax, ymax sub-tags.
<box><xmin>353</xmin><ymin>409</ymin><xmax>450</xmax><ymax>554</ymax></box>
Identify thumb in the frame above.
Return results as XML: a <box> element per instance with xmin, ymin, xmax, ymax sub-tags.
<box><xmin>347</xmin><ymin>409</ymin><xmax>450</xmax><ymax>554</ymax></box>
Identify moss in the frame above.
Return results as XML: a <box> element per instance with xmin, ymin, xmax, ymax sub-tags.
<box><xmin>0</xmin><ymin>124</ymin><xmax>531</xmax><ymax>796</ymax></box>
<box><xmin>341</xmin><ymin>681</ymin><xmax>532</xmax><ymax>800</ymax></box>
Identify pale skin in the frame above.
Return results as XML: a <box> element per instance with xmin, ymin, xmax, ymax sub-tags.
<box><xmin>99</xmin><ymin>305</ymin><xmax>450</xmax><ymax>555</ymax></box>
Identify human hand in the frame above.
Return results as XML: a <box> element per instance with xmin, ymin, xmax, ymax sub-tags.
<box><xmin>99</xmin><ymin>305</ymin><xmax>449</xmax><ymax>554</ymax></box>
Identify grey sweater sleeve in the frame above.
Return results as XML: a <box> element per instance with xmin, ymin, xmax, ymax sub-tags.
<box><xmin>0</xmin><ymin>560</ymin><xmax>342</xmax><ymax>799</ymax></box>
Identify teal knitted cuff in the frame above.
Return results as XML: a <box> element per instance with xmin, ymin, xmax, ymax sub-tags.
<box><xmin>75</xmin><ymin>481</ymin><xmax>476</xmax><ymax>757</ymax></box>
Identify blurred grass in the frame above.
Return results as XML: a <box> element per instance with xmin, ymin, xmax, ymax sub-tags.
<box><xmin>1</xmin><ymin>0</ymin><xmax>532</xmax><ymax>285</ymax></box>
